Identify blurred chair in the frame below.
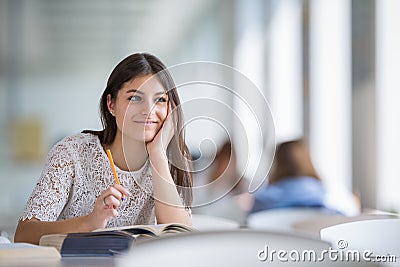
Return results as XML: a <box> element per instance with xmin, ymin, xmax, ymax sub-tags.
<box><xmin>191</xmin><ymin>214</ymin><xmax>240</xmax><ymax>231</ymax></box>
<box><xmin>120</xmin><ymin>230</ymin><xmax>333</xmax><ymax>267</ymax></box>
<box><xmin>247</xmin><ymin>208</ymin><xmax>336</xmax><ymax>233</ymax></box>
<box><xmin>119</xmin><ymin>230</ymin><xmax>381</xmax><ymax>266</ymax></box>
<box><xmin>320</xmin><ymin>219</ymin><xmax>400</xmax><ymax>259</ymax></box>
<box><xmin>293</xmin><ymin>213</ymin><xmax>397</xmax><ymax>238</ymax></box>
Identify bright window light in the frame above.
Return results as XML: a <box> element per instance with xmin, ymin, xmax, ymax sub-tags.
<box><xmin>268</xmin><ymin>0</ymin><xmax>303</xmax><ymax>143</ymax></box>
<box><xmin>309</xmin><ymin>0</ymin><xmax>351</xmax><ymax>189</ymax></box>
<box><xmin>376</xmin><ymin>0</ymin><xmax>400</xmax><ymax>212</ymax></box>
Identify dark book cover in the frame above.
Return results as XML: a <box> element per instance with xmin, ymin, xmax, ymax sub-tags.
<box><xmin>60</xmin><ymin>230</ymin><xmax>135</xmax><ymax>257</ymax></box>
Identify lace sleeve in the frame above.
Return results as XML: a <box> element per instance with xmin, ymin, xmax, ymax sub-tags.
<box><xmin>20</xmin><ymin>140</ymin><xmax>76</xmax><ymax>222</ymax></box>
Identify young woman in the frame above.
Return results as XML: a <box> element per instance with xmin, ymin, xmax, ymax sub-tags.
<box><xmin>14</xmin><ymin>53</ymin><xmax>193</xmax><ymax>244</ymax></box>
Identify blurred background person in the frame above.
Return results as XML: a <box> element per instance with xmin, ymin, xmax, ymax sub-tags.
<box><xmin>208</xmin><ymin>141</ymin><xmax>248</xmax><ymax>198</ymax></box>
<box><xmin>193</xmin><ymin>140</ymin><xmax>250</xmax><ymax>226</ymax></box>
<box><xmin>250</xmin><ymin>139</ymin><xmax>360</xmax><ymax>216</ymax></box>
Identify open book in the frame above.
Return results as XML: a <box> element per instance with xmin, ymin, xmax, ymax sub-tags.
<box><xmin>98</xmin><ymin>222</ymin><xmax>194</xmax><ymax>237</ymax></box>
<box><xmin>39</xmin><ymin>223</ymin><xmax>194</xmax><ymax>257</ymax></box>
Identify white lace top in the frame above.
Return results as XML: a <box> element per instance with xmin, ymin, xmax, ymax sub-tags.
<box><xmin>20</xmin><ymin>133</ymin><xmax>155</xmax><ymax>227</ymax></box>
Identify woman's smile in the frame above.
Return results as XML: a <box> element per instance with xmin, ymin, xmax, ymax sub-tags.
<box><xmin>134</xmin><ymin>119</ymin><xmax>158</xmax><ymax>127</ymax></box>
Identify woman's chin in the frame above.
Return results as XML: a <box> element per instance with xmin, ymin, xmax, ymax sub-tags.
<box><xmin>145</xmin><ymin>138</ymin><xmax>154</xmax><ymax>143</ymax></box>
<box><xmin>144</xmin><ymin>134</ymin><xmax>156</xmax><ymax>143</ymax></box>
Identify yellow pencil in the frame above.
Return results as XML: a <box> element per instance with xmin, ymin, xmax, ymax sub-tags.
<box><xmin>106</xmin><ymin>149</ymin><xmax>124</xmax><ymax>200</ymax></box>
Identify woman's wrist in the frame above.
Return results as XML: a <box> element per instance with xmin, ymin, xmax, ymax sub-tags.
<box><xmin>80</xmin><ymin>214</ymin><xmax>96</xmax><ymax>231</ymax></box>
<box><xmin>148</xmin><ymin>151</ymin><xmax>169</xmax><ymax>169</ymax></box>
<box><xmin>82</xmin><ymin>213</ymin><xmax>105</xmax><ymax>231</ymax></box>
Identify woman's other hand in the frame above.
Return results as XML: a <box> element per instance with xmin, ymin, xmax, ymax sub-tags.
<box><xmin>146</xmin><ymin>106</ymin><xmax>174</xmax><ymax>164</ymax></box>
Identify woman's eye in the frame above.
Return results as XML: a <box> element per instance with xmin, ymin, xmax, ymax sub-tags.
<box><xmin>156</xmin><ymin>97</ymin><xmax>167</xmax><ymax>103</ymax></box>
<box><xmin>130</xmin><ymin>95</ymin><xmax>142</xmax><ymax>102</ymax></box>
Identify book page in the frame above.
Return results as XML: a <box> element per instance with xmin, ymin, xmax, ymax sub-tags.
<box><xmin>94</xmin><ymin>225</ymin><xmax>158</xmax><ymax>236</ymax></box>
<box><xmin>161</xmin><ymin>224</ymin><xmax>194</xmax><ymax>234</ymax></box>
<box><xmin>94</xmin><ymin>223</ymin><xmax>194</xmax><ymax>236</ymax></box>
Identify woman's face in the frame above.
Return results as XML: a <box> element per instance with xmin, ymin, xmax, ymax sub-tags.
<box><xmin>108</xmin><ymin>74</ymin><xmax>169</xmax><ymax>143</ymax></box>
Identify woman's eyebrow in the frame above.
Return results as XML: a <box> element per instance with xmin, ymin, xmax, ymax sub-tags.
<box><xmin>154</xmin><ymin>91</ymin><xmax>167</xmax><ymax>96</ymax></box>
<box><xmin>126</xmin><ymin>89</ymin><xmax>143</xmax><ymax>94</ymax></box>
<box><xmin>126</xmin><ymin>89</ymin><xmax>165</xmax><ymax>96</ymax></box>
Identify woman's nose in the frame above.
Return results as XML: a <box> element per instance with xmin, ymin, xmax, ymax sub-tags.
<box><xmin>141</xmin><ymin>99</ymin><xmax>156</xmax><ymax>115</ymax></box>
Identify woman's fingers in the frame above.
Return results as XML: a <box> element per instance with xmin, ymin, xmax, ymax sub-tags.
<box><xmin>148</xmin><ymin>113</ymin><xmax>174</xmax><ymax>153</ymax></box>
<box><xmin>99</xmin><ymin>185</ymin><xmax>130</xmax><ymax>202</ymax></box>
<box><xmin>102</xmin><ymin>195</ymin><xmax>122</xmax><ymax>209</ymax></box>
<box><xmin>90</xmin><ymin>185</ymin><xmax>127</xmax><ymax>229</ymax></box>
<box><xmin>113</xmin><ymin>184</ymin><xmax>132</xmax><ymax>197</ymax></box>
<box><xmin>163</xmin><ymin>112</ymin><xmax>174</xmax><ymax>144</ymax></box>
<box><xmin>98</xmin><ymin>184</ymin><xmax>131</xmax><ymax>209</ymax></box>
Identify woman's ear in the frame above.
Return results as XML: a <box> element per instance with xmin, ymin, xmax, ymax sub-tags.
<box><xmin>107</xmin><ymin>94</ymin><xmax>115</xmax><ymax>116</ymax></box>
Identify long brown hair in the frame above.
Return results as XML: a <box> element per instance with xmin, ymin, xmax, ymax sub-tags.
<box><xmin>268</xmin><ymin>139</ymin><xmax>320</xmax><ymax>184</ymax></box>
<box><xmin>83</xmin><ymin>53</ymin><xmax>193</xmax><ymax>207</ymax></box>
